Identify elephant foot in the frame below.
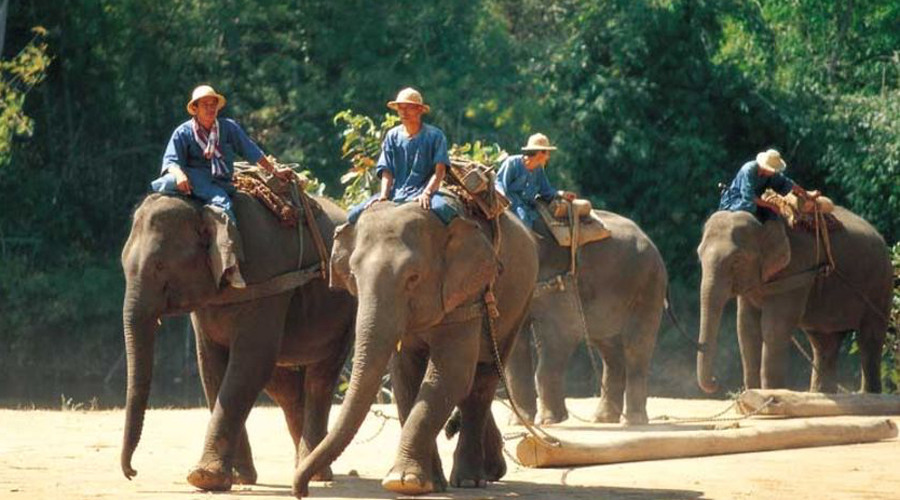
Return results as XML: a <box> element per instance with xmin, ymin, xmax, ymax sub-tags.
<box><xmin>381</xmin><ymin>469</ymin><xmax>434</xmax><ymax>495</ymax></box>
<box><xmin>593</xmin><ymin>399</ymin><xmax>622</xmax><ymax>424</ymax></box>
<box><xmin>449</xmin><ymin>467</ymin><xmax>488</xmax><ymax>489</ymax></box>
<box><xmin>309</xmin><ymin>465</ymin><xmax>333</xmax><ymax>482</ymax></box>
<box><xmin>483</xmin><ymin>453</ymin><xmax>507</xmax><ymax>481</ymax></box>
<box><xmin>536</xmin><ymin>407</ymin><xmax>567</xmax><ymax>426</ymax></box>
<box><xmin>187</xmin><ymin>462</ymin><xmax>232</xmax><ymax>491</ymax></box>
<box><xmin>231</xmin><ymin>462</ymin><xmax>258</xmax><ymax>485</ymax></box>
<box><xmin>507</xmin><ymin>410</ymin><xmax>535</xmax><ymax>426</ymax></box>
<box><xmin>622</xmin><ymin>411</ymin><xmax>649</xmax><ymax>426</ymax></box>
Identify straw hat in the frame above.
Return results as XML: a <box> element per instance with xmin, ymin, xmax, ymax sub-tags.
<box><xmin>756</xmin><ymin>149</ymin><xmax>787</xmax><ymax>173</ymax></box>
<box><xmin>186</xmin><ymin>85</ymin><xmax>226</xmax><ymax>115</ymax></box>
<box><xmin>521</xmin><ymin>133</ymin><xmax>558</xmax><ymax>152</ymax></box>
<box><xmin>387</xmin><ymin>87</ymin><xmax>430</xmax><ymax>113</ymax></box>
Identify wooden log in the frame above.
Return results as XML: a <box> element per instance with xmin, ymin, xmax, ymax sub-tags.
<box><xmin>515</xmin><ymin>418</ymin><xmax>897</xmax><ymax>468</ymax></box>
<box><xmin>738</xmin><ymin>389</ymin><xmax>900</xmax><ymax>417</ymax></box>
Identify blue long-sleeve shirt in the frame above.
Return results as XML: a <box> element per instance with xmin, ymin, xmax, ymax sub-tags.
<box><xmin>161</xmin><ymin>118</ymin><xmax>264</xmax><ymax>181</ymax></box>
<box><xmin>495</xmin><ymin>154</ymin><xmax>557</xmax><ymax>227</ymax></box>
<box><xmin>719</xmin><ymin>160</ymin><xmax>795</xmax><ymax>213</ymax></box>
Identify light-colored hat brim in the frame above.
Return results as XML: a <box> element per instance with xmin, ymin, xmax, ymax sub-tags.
<box><xmin>756</xmin><ymin>152</ymin><xmax>786</xmax><ymax>173</ymax></box>
<box><xmin>522</xmin><ymin>145</ymin><xmax>557</xmax><ymax>152</ymax></box>
<box><xmin>387</xmin><ymin>100</ymin><xmax>430</xmax><ymax>113</ymax></box>
<box><xmin>187</xmin><ymin>93</ymin><xmax>227</xmax><ymax>115</ymax></box>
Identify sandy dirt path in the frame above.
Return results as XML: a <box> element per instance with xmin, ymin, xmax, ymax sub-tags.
<box><xmin>1</xmin><ymin>397</ymin><xmax>898</xmax><ymax>500</ymax></box>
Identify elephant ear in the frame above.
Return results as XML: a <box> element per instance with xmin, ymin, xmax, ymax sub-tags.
<box><xmin>441</xmin><ymin>218</ymin><xmax>499</xmax><ymax>314</ymax></box>
<box><xmin>759</xmin><ymin>219</ymin><xmax>791</xmax><ymax>282</ymax></box>
<box><xmin>329</xmin><ymin>222</ymin><xmax>356</xmax><ymax>294</ymax></box>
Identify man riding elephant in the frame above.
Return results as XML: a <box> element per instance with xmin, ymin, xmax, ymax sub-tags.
<box><xmin>347</xmin><ymin>87</ymin><xmax>456</xmax><ymax>224</ymax></box>
<box><xmin>494</xmin><ymin>133</ymin><xmax>576</xmax><ymax>229</ymax></box>
<box><xmin>719</xmin><ymin>148</ymin><xmax>820</xmax><ymax>222</ymax></box>
<box><xmin>150</xmin><ymin>84</ymin><xmax>291</xmax><ymax>287</ymax></box>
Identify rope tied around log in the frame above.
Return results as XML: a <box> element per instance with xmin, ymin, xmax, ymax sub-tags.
<box><xmin>649</xmin><ymin>395</ymin><xmax>776</xmax><ymax>424</ymax></box>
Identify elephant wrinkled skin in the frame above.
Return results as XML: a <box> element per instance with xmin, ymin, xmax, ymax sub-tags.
<box><xmin>292</xmin><ymin>202</ymin><xmax>538</xmax><ymax>498</ymax></box>
<box><xmin>120</xmin><ymin>192</ymin><xmax>355</xmax><ymax>491</ymax></box>
<box><xmin>696</xmin><ymin>208</ymin><xmax>891</xmax><ymax>394</ymax></box>
<box><xmin>505</xmin><ymin>211</ymin><xmax>667</xmax><ymax>426</ymax></box>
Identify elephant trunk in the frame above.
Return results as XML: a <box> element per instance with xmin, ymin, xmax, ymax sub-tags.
<box><xmin>697</xmin><ymin>267</ymin><xmax>729</xmax><ymax>394</ymax></box>
<box><xmin>293</xmin><ymin>277</ymin><xmax>402</xmax><ymax>497</ymax></box>
<box><xmin>120</xmin><ymin>279</ymin><xmax>160</xmax><ymax>479</ymax></box>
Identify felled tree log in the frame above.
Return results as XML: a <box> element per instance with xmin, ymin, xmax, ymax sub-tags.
<box><xmin>515</xmin><ymin>418</ymin><xmax>897</xmax><ymax>468</ymax></box>
<box><xmin>738</xmin><ymin>389</ymin><xmax>900</xmax><ymax>417</ymax></box>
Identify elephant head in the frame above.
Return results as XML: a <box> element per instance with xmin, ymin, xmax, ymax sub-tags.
<box><xmin>119</xmin><ymin>194</ymin><xmax>217</xmax><ymax>479</ymax></box>
<box><xmin>695</xmin><ymin>211</ymin><xmax>790</xmax><ymax>393</ymax></box>
<box><xmin>295</xmin><ymin>202</ymin><xmax>498</xmax><ymax>493</ymax></box>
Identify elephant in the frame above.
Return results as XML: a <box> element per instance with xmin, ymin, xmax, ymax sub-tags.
<box><xmin>120</xmin><ymin>191</ymin><xmax>355</xmax><ymax>491</ymax></box>
<box><xmin>505</xmin><ymin>211</ymin><xmax>667</xmax><ymax>426</ymax></box>
<box><xmin>696</xmin><ymin>207</ymin><xmax>892</xmax><ymax>394</ymax></box>
<box><xmin>291</xmin><ymin>201</ymin><xmax>538</xmax><ymax>497</ymax></box>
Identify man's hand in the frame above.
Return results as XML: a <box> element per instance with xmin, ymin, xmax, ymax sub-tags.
<box><xmin>562</xmin><ymin>191</ymin><xmax>577</xmax><ymax>201</ymax></box>
<box><xmin>170</xmin><ymin>167</ymin><xmax>192</xmax><ymax>194</ymax></box>
<box><xmin>418</xmin><ymin>190</ymin><xmax>433</xmax><ymax>210</ymax></box>
<box><xmin>806</xmin><ymin>190</ymin><xmax>821</xmax><ymax>200</ymax></box>
<box><xmin>366</xmin><ymin>193</ymin><xmax>390</xmax><ymax>209</ymax></box>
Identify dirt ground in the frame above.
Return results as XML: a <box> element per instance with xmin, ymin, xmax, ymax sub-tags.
<box><xmin>1</xmin><ymin>397</ymin><xmax>898</xmax><ymax>500</ymax></box>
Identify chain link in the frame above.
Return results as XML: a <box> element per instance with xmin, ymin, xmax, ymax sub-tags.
<box><xmin>352</xmin><ymin>408</ymin><xmax>399</xmax><ymax>445</ymax></box>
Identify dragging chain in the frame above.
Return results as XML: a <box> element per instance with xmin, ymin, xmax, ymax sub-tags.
<box><xmin>649</xmin><ymin>395</ymin><xmax>776</xmax><ymax>424</ymax></box>
<box><xmin>353</xmin><ymin>409</ymin><xmax>399</xmax><ymax>445</ymax></box>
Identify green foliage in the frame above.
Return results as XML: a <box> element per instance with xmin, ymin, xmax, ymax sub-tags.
<box><xmin>886</xmin><ymin>242</ymin><xmax>900</xmax><ymax>392</ymax></box>
<box><xmin>449</xmin><ymin>140</ymin><xmax>508</xmax><ymax>168</ymax></box>
<box><xmin>0</xmin><ymin>26</ymin><xmax>50</xmax><ymax>165</ymax></box>
<box><xmin>333</xmin><ymin>109</ymin><xmax>398</xmax><ymax>207</ymax></box>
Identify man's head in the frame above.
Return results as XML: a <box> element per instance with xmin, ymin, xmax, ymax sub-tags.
<box><xmin>522</xmin><ymin>133</ymin><xmax>557</xmax><ymax>169</ymax></box>
<box><xmin>187</xmin><ymin>85</ymin><xmax>226</xmax><ymax>127</ymax></box>
<box><xmin>756</xmin><ymin>149</ymin><xmax>786</xmax><ymax>176</ymax></box>
<box><xmin>388</xmin><ymin>87</ymin><xmax>430</xmax><ymax>125</ymax></box>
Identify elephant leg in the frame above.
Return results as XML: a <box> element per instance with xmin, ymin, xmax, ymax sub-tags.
<box><xmin>503</xmin><ymin>321</ymin><xmax>537</xmax><ymax>425</ymax></box>
<box><xmin>188</xmin><ymin>298</ymin><xmax>288</xmax><ymax>491</ymax></box>
<box><xmin>857</xmin><ymin>315</ymin><xmax>886</xmax><ymax>393</ymax></box>
<box><xmin>390</xmin><ymin>346</ymin><xmax>446</xmax><ymax>491</ymax></box>
<box><xmin>450</xmin><ymin>362</ymin><xmax>504</xmax><ymax>488</ymax></box>
<box><xmin>620</xmin><ymin>307</ymin><xmax>660</xmax><ymax>426</ymax></box>
<box><xmin>263</xmin><ymin>366</ymin><xmax>305</xmax><ymax>464</ymax></box>
<box><xmin>804</xmin><ymin>330</ymin><xmax>846</xmax><ymax>393</ymax></box>
<box><xmin>592</xmin><ymin>335</ymin><xmax>626</xmax><ymax>423</ymax></box>
<box><xmin>760</xmin><ymin>293</ymin><xmax>807</xmax><ymax>389</ymax></box>
<box><xmin>299</xmin><ymin>339</ymin><xmax>351</xmax><ymax>482</ymax></box>
<box><xmin>192</xmin><ymin>319</ymin><xmax>256</xmax><ymax>485</ymax></box>
<box><xmin>737</xmin><ymin>297</ymin><xmax>762</xmax><ymax>389</ymax></box>
<box><xmin>534</xmin><ymin>316</ymin><xmax>580</xmax><ymax>425</ymax></box>
<box><xmin>382</xmin><ymin>327</ymin><xmax>479</xmax><ymax>495</ymax></box>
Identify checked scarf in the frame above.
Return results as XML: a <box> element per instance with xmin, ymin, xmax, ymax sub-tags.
<box><xmin>192</xmin><ymin>118</ymin><xmax>228</xmax><ymax>178</ymax></box>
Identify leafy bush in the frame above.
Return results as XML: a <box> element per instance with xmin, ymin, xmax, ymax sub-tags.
<box><xmin>333</xmin><ymin>110</ymin><xmax>399</xmax><ymax>207</ymax></box>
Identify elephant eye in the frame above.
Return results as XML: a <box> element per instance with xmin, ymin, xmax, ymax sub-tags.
<box><xmin>406</xmin><ymin>272</ymin><xmax>421</xmax><ymax>289</ymax></box>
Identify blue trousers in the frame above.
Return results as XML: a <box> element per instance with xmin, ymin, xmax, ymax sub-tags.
<box><xmin>348</xmin><ymin>192</ymin><xmax>457</xmax><ymax>225</ymax></box>
<box><xmin>150</xmin><ymin>168</ymin><xmax>236</xmax><ymax>219</ymax></box>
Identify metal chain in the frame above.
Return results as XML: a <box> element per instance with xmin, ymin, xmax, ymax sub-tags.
<box><xmin>649</xmin><ymin>395</ymin><xmax>776</xmax><ymax>424</ymax></box>
<box><xmin>352</xmin><ymin>408</ymin><xmax>399</xmax><ymax>445</ymax></box>
<box><xmin>789</xmin><ymin>334</ymin><xmax>853</xmax><ymax>393</ymax></box>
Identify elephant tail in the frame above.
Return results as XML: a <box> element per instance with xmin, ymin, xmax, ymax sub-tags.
<box><xmin>443</xmin><ymin>408</ymin><xmax>462</xmax><ymax>439</ymax></box>
<box><xmin>665</xmin><ymin>288</ymin><xmax>705</xmax><ymax>353</ymax></box>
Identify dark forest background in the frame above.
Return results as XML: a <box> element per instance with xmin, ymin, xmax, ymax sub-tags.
<box><xmin>1</xmin><ymin>0</ymin><xmax>898</xmax><ymax>408</ymax></box>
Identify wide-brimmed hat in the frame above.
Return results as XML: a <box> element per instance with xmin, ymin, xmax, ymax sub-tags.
<box><xmin>186</xmin><ymin>85</ymin><xmax>226</xmax><ymax>115</ymax></box>
<box><xmin>387</xmin><ymin>87</ymin><xmax>430</xmax><ymax>113</ymax></box>
<box><xmin>756</xmin><ymin>149</ymin><xmax>787</xmax><ymax>173</ymax></box>
<box><xmin>521</xmin><ymin>133</ymin><xmax>558</xmax><ymax>152</ymax></box>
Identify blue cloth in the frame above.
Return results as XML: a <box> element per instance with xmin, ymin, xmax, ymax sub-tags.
<box><xmin>160</xmin><ymin>118</ymin><xmax>264</xmax><ymax>181</ymax></box>
<box><xmin>348</xmin><ymin>122</ymin><xmax>455</xmax><ymax>225</ymax></box>
<box><xmin>495</xmin><ymin>154</ymin><xmax>557</xmax><ymax>228</ymax></box>
<box><xmin>347</xmin><ymin>193</ymin><xmax>457</xmax><ymax>225</ymax></box>
<box><xmin>150</xmin><ymin>170</ymin><xmax>237</xmax><ymax>218</ymax></box>
<box><xmin>375</xmin><ymin>123</ymin><xmax>450</xmax><ymax>201</ymax></box>
<box><xmin>152</xmin><ymin>117</ymin><xmax>264</xmax><ymax>219</ymax></box>
<box><xmin>719</xmin><ymin>160</ymin><xmax>795</xmax><ymax>220</ymax></box>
